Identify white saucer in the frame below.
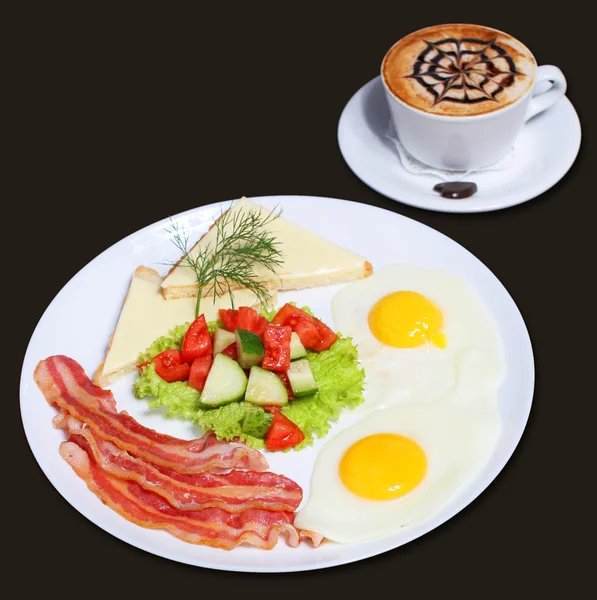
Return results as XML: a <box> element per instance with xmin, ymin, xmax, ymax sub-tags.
<box><xmin>338</xmin><ymin>76</ymin><xmax>582</xmax><ymax>213</ymax></box>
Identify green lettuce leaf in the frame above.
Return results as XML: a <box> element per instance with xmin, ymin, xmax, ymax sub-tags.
<box><xmin>133</xmin><ymin>363</ymin><xmax>268</xmax><ymax>448</ymax></box>
<box><xmin>193</xmin><ymin>401</ymin><xmax>268</xmax><ymax>448</ymax></box>
<box><xmin>258</xmin><ymin>304</ymin><xmax>279</xmax><ymax>321</ymax></box>
<box><xmin>133</xmin><ymin>306</ymin><xmax>365</xmax><ymax>450</ymax></box>
<box><xmin>281</xmin><ymin>336</ymin><xmax>365</xmax><ymax>449</ymax></box>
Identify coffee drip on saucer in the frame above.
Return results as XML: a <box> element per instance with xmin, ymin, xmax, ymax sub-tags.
<box><xmin>433</xmin><ymin>182</ymin><xmax>478</xmax><ymax>199</ymax></box>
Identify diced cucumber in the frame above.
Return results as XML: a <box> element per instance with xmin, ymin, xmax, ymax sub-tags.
<box><xmin>289</xmin><ymin>332</ymin><xmax>307</xmax><ymax>360</ymax></box>
<box><xmin>199</xmin><ymin>353</ymin><xmax>247</xmax><ymax>407</ymax></box>
<box><xmin>245</xmin><ymin>366</ymin><xmax>288</xmax><ymax>407</ymax></box>
<box><xmin>287</xmin><ymin>359</ymin><xmax>318</xmax><ymax>397</ymax></box>
<box><xmin>240</xmin><ymin>407</ymin><xmax>274</xmax><ymax>438</ymax></box>
<box><xmin>213</xmin><ymin>328</ymin><xmax>236</xmax><ymax>355</ymax></box>
<box><xmin>235</xmin><ymin>328</ymin><xmax>265</xmax><ymax>369</ymax></box>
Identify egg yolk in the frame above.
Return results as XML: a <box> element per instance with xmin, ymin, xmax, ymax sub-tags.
<box><xmin>339</xmin><ymin>433</ymin><xmax>427</xmax><ymax>501</ymax></box>
<box><xmin>368</xmin><ymin>291</ymin><xmax>447</xmax><ymax>348</ymax></box>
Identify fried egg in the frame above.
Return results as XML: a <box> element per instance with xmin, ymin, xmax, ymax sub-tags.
<box><xmin>294</xmin><ymin>383</ymin><xmax>501</xmax><ymax>543</ymax></box>
<box><xmin>332</xmin><ymin>263</ymin><xmax>505</xmax><ymax>411</ymax></box>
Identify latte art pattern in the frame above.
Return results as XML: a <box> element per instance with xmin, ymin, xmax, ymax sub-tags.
<box><xmin>405</xmin><ymin>37</ymin><xmax>523</xmax><ymax>106</ymax></box>
<box><xmin>382</xmin><ymin>25</ymin><xmax>536</xmax><ymax>116</ymax></box>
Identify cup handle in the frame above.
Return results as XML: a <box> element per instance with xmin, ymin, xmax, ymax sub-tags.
<box><xmin>525</xmin><ymin>65</ymin><xmax>567</xmax><ymax>122</ymax></box>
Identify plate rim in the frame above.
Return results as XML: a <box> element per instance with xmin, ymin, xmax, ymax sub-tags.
<box><xmin>19</xmin><ymin>195</ymin><xmax>535</xmax><ymax>572</ymax></box>
<box><xmin>337</xmin><ymin>76</ymin><xmax>582</xmax><ymax>213</ymax></box>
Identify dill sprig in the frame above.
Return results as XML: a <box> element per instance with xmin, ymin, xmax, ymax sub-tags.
<box><xmin>166</xmin><ymin>203</ymin><xmax>283</xmax><ymax>317</ymax></box>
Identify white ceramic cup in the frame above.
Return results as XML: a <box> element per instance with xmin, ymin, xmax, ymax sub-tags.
<box><xmin>381</xmin><ymin>30</ymin><xmax>567</xmax><ymax>171</ymax></box>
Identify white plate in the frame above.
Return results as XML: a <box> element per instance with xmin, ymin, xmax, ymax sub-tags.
<box><xmin>19</xmin><ymin>196</ymin><xmax>534</xmax><ymax>572</ymax></box>
<box><xmin>338</xmin><ymin>76</ymin><xmax>582</xmax><ymax>213</ymax></box>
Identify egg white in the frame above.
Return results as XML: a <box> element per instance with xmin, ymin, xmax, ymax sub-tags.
<box><xmin>332</xmin><ymin>263</ymin><xmax>506</xmax><ymax>412</ymax></box>
<box><xmin>296</xmin><ymin>264</ymin><xmax>507</xmax><ymax>543</ymax></box>
<box><xmin>294</xmin><ymin>385</ymin><xmax>501</xmax><ymax>543</ymax></box>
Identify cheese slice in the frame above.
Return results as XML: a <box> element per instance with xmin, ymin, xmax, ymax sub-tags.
<box><xmin>94</xmin><ymin>266</ymin><xmax>275</xmax><ymax>387</ymax></box>
<box><xmin>161</xmin><ymin>197</ymin><xmax>372</xmax><ymax>300</ymax></box>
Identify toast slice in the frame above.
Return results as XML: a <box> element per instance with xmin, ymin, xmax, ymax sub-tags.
<box><xmin>161</xmin><ymin>197</ymin><xmax>372</xmax><ymax>300</ymax></box>
<box><xmin>94</xmin><ymin>266</ymin><xmax>276</xmax><ymax>387</ymax></box>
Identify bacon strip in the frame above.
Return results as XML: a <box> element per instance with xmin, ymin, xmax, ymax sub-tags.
<box><xmin>60</xmin><ymin>415</ymin><xmax>302</xmax><ymax>512</ymax></box>
<box><xmin>35</xmin><ymin>356</ymin><xmax>268</xmax><ymax>474</ymax></box>
<box><xmin>38</xmin><ymin>355</ymin><xmax>324</xmax><ymax>550</ymax></box>
<box><xmin>60</xmin><ymin>441</ymin><xmax>306</xmax><ymax>550</ymax></box>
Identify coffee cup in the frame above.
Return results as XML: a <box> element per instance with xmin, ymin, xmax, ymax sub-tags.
<box><xmin>381</xmin><ymin>24</ymin><xmax>567</xmax><ymax>171</ymax></box>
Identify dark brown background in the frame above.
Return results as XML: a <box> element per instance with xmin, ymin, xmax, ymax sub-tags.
<box><xmin>11</xmin><ymin>2</ymin><xmax>594</xmax><ymax>597</ymax></box>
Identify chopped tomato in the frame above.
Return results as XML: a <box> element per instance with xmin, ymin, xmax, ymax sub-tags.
<box><xmin>261</xmin><ymin>324</ymin><xmax>292</xmax><ymax>371</ymax></box>
<box><xmin>293</xmin><ymin>318</ymin><xmax>320</xmax><ymax>349</ymax></box>
<box><xmin>136</xmin><ymin>360</ymin><xmax>150</xmax><ymax>370</ymax></box>
<box><xmin>272</xmin><ymin>303</ymin><xmax>337</xmax><ymax>351</ymax></box>
<box><xmin>238</xmin><ymin>306</ymin><xmax>269</xmax><ymax>336</ymax></box>
<box><xmin>151</xmin><ymin>349</ymin><xmax>190</xmax><ymax>382</ymax></box>
<box><xmin>181</xmin><ymin>315</ymin><xmax>212</xmax><ymax>364</ymax></box>
<box><xmin>265</xmin><ymin>410</ymin><xmax>305</xmax><ymax>451</ymax></box>
<box><xmin>271</xmin><ymin>304</ymin><xmax>308</xmax><ymax>328</ymax></box>
<box><xmin>311</xmin><ymin>320</ymin><xmax>337</xmax><ymax>351</ymax></box>
<box><xmin>276</xmin><ymin>371</ymin><xmax>295</xmax><ymax>400</ymax></box>
<box><xmin>219</xmin><ymin>306</ymin><xmax>268</xmax><ymax>337</ymax></box>
<box><xmin>188</xmin><ymin>355</ymin><xmax>213</xmax><ymax>391</ymax></box>
<box><xmin>219</xmin><ymin>308</ymin><xmax>238</xmax><ymax>332</ymax></box>
<box><xmin>221</xmin><ymin>342</ymin><xmax>238</xmax><ymax>360</ymax></box>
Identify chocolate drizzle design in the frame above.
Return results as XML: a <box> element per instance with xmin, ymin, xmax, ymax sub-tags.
<box><xmin>405</xmin><ymin>37</ymin><xmax>523</xmax><ymax>105</ymax></box>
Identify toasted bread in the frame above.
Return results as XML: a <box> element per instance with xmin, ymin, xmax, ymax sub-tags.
<box><xmin>94</xmin><ymin>266</ymin><xmax>276</xmax><ymax>387</ymax></box>
<box><xmin>161</xmin><ymin>197</ymin><xmax>372</xmax><ymax>300</ymax></box>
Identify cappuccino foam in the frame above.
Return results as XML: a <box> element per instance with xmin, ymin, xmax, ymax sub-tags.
<box><xmin>382</xmin><ymin>24</ymin><xmax>536</xmax><ymax>116</ymax></box>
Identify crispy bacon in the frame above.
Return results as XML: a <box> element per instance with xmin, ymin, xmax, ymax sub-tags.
<box><xmin>35</xmin><ymin>356</ymin><xmax>268</xmax><ymax>474</ymax></box>
<box><xmin>37</xmin><ymin>356</ymin><xmax>324</xmax><ymax>550</ymax></box>
<box><xmin>299</xmin><ymin>529</ymin><xmax>325</xmax><ymax>547</ymax></box>
<box><xmin>60</xmin><ymin>441</ymin><xmax>306</xmax><ymax>551</ymax></box>
<box><xmin>61</xmin><ymin>416</ymin><xmax>302</xmax><ymax>512</ymax></box>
